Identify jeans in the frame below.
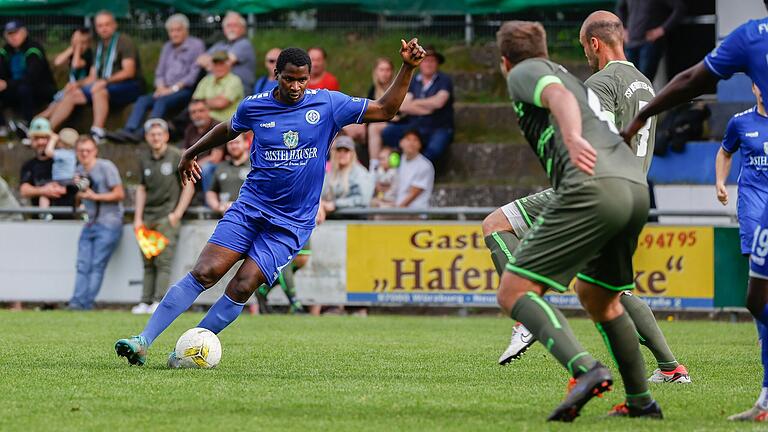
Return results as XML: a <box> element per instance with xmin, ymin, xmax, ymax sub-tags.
<box><xmin>625</xmin><ymin>41</ymin><xmax>663</xmax><ymax>82</ymax></box>
<box><xmin>124</xmin><ymin>88</ymin><xmax>193</xmax><ymax>132</ymax></box>
<box><xmin>381</xmin><ymin>123</ymin><xmax>454</xmax><ymax>163</ymax></box>
<box><xmin>69</xmin><ymin>223</ymin><xmax>123</xmax><ymax>310</ymax></box>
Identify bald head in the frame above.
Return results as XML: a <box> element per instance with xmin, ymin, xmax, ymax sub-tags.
<box><xmin>580</xmin><ymin>11</ymin><xmax>624</xmax><ymax>47</ymax></box>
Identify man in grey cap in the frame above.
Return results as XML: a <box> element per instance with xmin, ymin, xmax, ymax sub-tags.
<box><xmin>131</xmin><ymin>118</ymin><xmax>195</xmax><ymax>314</ymax></box>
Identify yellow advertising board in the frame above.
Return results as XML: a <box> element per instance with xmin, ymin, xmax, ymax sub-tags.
<box><xmin>346</xmin><ymin>224</ymin><xmax>714</xmax><ymax>309</ymax></box>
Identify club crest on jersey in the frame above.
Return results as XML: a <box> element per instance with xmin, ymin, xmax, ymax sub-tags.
<box><xmin>764</xmin><ymin>141</ymin><xmax>768</xmax><ymax>155</ymax></box>
<box><xmin>305</xmin><ymin>109</ymin><xmax>320</xmax><ymax>125</ymax></box>
<box><xmin>283</xmin><ymin>130</ymin><xmax>299</xmax><ymax>149</ymax></box>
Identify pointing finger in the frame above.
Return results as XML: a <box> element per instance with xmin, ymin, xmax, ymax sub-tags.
<box><xmin>401</xmin><ymin>39</ymin><xmax>408</xmax><ymax>50</ymax></box>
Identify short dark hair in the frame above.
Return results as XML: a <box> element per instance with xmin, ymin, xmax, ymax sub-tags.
<box><xmin>402</xmin><ymin>129</ymin><xmax>422</xmax><ymax>144</ymax></box>
<box><xmin>583</xmin><ymin>19</ymin><xmax>623</xmax><ymax>47</ymax></box>
<box><xmin>496</xmin><ymin>21</ymin><xmax>548</xmax><ymax>65</ymax></box>
<box><xmin>276</xmin><ymin>47</ymin><xmax>312</xmax><ymax>74</ymax></box>
<box><xmin>189</xmin><ymin>98</ymin><xmax>206</xmax><ymax>106</ymax></box>
<box><xmin>307</xmin><ymin>46</ymin><xmax>327</xmax><ymax>58</ymax></box>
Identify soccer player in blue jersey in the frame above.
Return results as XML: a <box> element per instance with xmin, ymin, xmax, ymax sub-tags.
<box><xmin>624</xmin><ymin>3</ymin><xmax>768</xmax><ymax>421</ymax></box>
<box><xmin>115</xmin><ymin>40</ymin><xmax>426</xmax><ymax>367</ymax></box>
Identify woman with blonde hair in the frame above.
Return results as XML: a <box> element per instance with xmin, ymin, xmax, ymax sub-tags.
<box><xmin>366</xmin><ymin>57</ymin><xmax>395</xmax><ymax>169</ymax></box>
<box><xmin>320</xmin><ymin>135</ymin><xmax>373</xmax><ymax>216</ymax></box>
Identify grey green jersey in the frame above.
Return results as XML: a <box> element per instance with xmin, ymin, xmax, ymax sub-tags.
<box><xmin>507</xmin><ymin>58</ymin><xmax>646</xmax><ymax>191</ymax></box>
<box><xmin>585</xmin><ymin>60</ymin><xmax>656</xmax><ymax>173</ymax></box>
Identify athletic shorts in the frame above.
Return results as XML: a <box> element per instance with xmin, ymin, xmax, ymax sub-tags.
<box><xmin>298</xmin><ymin>239</ymin><xmax>312</xmax><ymax>256</ymax></box>
<box><xmin>501</xmin><ymin>188</ymin><xmax>555</xmax><ymax>237</ymax></box>
<box><xmin>739</xmin><ymin>215</ymin><xmax>759</xmax><ymax>256</ymax></box>
<box><xmin>750</xmin><ymin>208</ymin><xmax>768</xmax><ymax>279</ymax></box>
<box><xmin>505</xmin><ymin>178</ymin><xmax>649</xmax><ymax>293</ymax></box>
<box><xmin>82</xmin><ymin>79</ymin><xmax>143</xmax><ymax>106</ymax></box>
<box><xmin>208</xmin><ymin>200</ymin><xmax>313</xmax><ymax>285</ymax></box>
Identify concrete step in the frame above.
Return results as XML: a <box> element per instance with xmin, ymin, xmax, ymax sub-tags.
<box><xmin>431</xmin><ymin>183</ymin><xmax>547</xmax><ymax>208</ymax></box>
<box><xmin>437</xmin><ymin>141</ymin><xmax>546</xmax><ymax>185</ymax></box>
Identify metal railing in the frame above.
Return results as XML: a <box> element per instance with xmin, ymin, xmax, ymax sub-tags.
<box><xmin>0</xmin><ymin>206</ymin><xmax>740</xmax><ymax>223</ymax></box>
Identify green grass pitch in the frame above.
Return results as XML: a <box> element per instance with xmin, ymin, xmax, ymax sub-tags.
<box><xmin>1</xmin><ymin>311</ymin><xmax>765</xmax><ymax>431</ymax></box>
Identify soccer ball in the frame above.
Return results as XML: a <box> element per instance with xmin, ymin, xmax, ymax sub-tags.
<box><xmin>173</xmin><ymin>327</ymin><xmax>222</xmax><ymax>368</ymax></box>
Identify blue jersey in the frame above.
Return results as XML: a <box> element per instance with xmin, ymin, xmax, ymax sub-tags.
<box><xmin>722</xmin><ymin>107</ymin><xmax>768</xmax><ymax>253</ymax></box>
<box><xmin>704</xmin><ymin>17</ymin><xmax>768</xmax><ymax>108</ymax></box>
<box><xmin>231</xmin><ymin>89</ymin><xmax>369</xmax><ymax>229</ymax></box>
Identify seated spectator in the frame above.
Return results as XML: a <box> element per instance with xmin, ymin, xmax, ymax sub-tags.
<box><xmin>39</xmin><ymin>27</ymin><xmax>92</xmax><ymax>120</ymax></box>
<box><xmin>132</xmin><ymin>118</ymin><xmax>195</xmax><ymax>314</ymax></box>
<box><xmin>320</xmin><ymin>136</ymin><xmax>373</xmax><ymax>216</ymax></box>
<box><xmin>0</xmin><ymin>20</ymin><xmax>56</xmax><ymax>127</ymax></box>
<box><xmin>39</xmin><ymin>127</ymin><xmax>79</xmax><ymax>209</ymax></box>
<box><xmin>371</xmin><ymin>146</ymin><xmax>398</xmax><ymax>208</ymax></box>
<box><xmin>394</xmin><ymin>130</ymin><xmax>434</xmax><ymax>209</ymax></box>
<box><xmin>307</xmin><ymin>47</ymin><xmax>339</xmax><ymax>90</ymax></box>
<box><xmin>253</xmin><ymin>47</ymin><xmax>280</xmax><ymax>94</ymax></box>
<box><xmin>206</xmin><ymin>133</ymin><xmax>250</xmax><ymax>214</ymax></box>
<box><xmin>48</xmin><ymin>10</ymin><xmax>144</xmax><ymax>143</ymax></box>
<box><xmin>192</xmin><ymin>51</ymin><xmax>243</xmax><ymax>123</ymax></box>
<box><xmin>197</xmin><ymin>11</ymin><xmax>255</xmax><ymax>92</ymax></box>
<box><xmin>68</xmin><ymin>135</ymin><xmax>125</xmax><ymax>310</ymax></box>
<box><xmin>365</xmin><ymin>57</ymin><xmax>395</xmax><ymax>168</ymax></box>
<box><xmin>183</xmin><ymin>99</ymin><xmax>224</xmax><ymax>193</ymax></box>
<box><xmin>19</xmin><ymin>117</ymin><xmax>76</xmax><ymax>215</ymax></box>
<box><xmin>107</xmin><ymin>14</ymin><xmax>204</xmax><ymax>143</ymax></box>
<box><xmin>378</xmin><ymin>47</ymin><xmax>453</xmax><ymax>163</ymax></box>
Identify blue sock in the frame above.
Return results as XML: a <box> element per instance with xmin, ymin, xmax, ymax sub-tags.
<box><xmin>760</xmin><ymin>304</ymin><xmax>768</xmax><ymax>328</ymax></box>
<box><xmin>197</xmin><ymin>294</ymin><xmax>245</xmax><ymax>334</ymax></box>
<box><xmin>759</xmin><ymin>321</ymin><xmax>768</xmax><ymax>388</ymax></box>
<box><xmin>139</xmin><ymin>273</ymin><xmax>205</xmax><ymax>346</ymax></box>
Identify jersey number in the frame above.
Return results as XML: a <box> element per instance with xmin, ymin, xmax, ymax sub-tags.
<box><xmin>752</xmin><ymin>225</ymin><xmax>768</xmax><ymax>259</ymax></box>
<box><xmin>587</xmin><ymin>88</ymin><xmax>618</xmax><ymax>134</ymax></box>
<box><xmin>636</xmin><ymin>101</ymin><xmax>652</xmax><ymax>157</ymax></box>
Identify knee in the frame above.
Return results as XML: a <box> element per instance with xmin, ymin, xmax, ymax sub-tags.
<box><xmin>76</xmin><ymin>258</ymin><xmax>91</xmax><ymax>274</ymax></box>
<box><xmin>228</xmin><ymin>274</ymin><xmax>258</xmax><ymax>301</ymax></box>
<box><xmin>482</xmin><ymin>209</ymin><xmax>512</xmax><ymax>237</ymax></box>
<box><xmin>191</xmin><ymin>262</ymin><xmax>222</xmax><ymax>289</ymax></box>
<box><xmin>293</xmin><ymin>255</ymin><xmax>309</xmax><ymax>269</ymax></box>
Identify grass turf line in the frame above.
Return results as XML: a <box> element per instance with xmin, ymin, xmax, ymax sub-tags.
<box><xmin>0</xmin><ymin>311</ymin><xmax>764</xmax><ymax>431</ymax></box>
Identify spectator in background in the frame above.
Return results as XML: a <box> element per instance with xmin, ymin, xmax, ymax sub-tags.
<box><xmin>366</xmin><ymin>57</ymin><xmax>395</xmax><ymax>169</ymax></box>
<box><xmin>107</xmin><ymin>14</ymin><xmax>204</xmax><ymax>144</ymax></box>
<box><xmin>131</xmin><ymin>118</ymin><xmax>195</xmax><ymax>314</ymax></box>
<box><xmin>394</xmin><ymin>130</ymin><xmax>433</xmax><ymax>209</ymax></box>
<box><xmin>307</xmin><ymin>47</ymin><xmax>339</xmax><ymax>90</ymax></box>
<box><xmin>183</xmin><ymin>99</ymin><xmax>223</xmax><ymax>193</ymax></box>
<box><xmin>0</xmin><ymin>20</ymin><xmax>56</xmax><ymax>128</ymax></box>
<box><xmin>39</xmin><ymin>27</ymin><xmax>92</xmax><ymax>120</ymax></box>
<box><xmin>197</xmin><ymin>11</ymin><xmax>255</xmax><ymax>92</ymax></box>
<box><xmin>371</xmin><ymin>146</ymin><xmax>398</xmax><ymax>208</ymax></box>
<box><xmin>48</xmin><ymin>10</ymin><xmax>143</xmax><ymax>143</ymax></box>
<box><xmin>380</xmin><ymin>47</ymin><xmax>453</xmax><ymax>163</ymax></box>
<box><xmin>320</xmin><ymin>136</ymin><xmax>373</xmax><ymax>216</ymax></box>
<box><xmin>0</xmin><ymin>175</ymin><xmax>22</xmax><ymax>221</ymax></box>
<box><xmin>19</xmin><ymin>117</ymin><xmax>76</xmax><ymax>214</ymax></box>
<box><xmin>253</xmin><ymin>47</ymin><xmax>281</xmax><ymax>93</ymax></box>
<box><xmin>206</xmin><ymin>133</ymin><xmax>250</xmax><ymax>214</ymax></box>
<box><xmin>617</xmin><ymin>0</ymin><xmax>686</xmax><ymax>82</ymax></box>
<box><xmin>39</xmin><ymin>127</ymin><xmax>78</xmax><ymax>210</ymax></box>
<box><xmin>67</xmin><ymin>135</ymin><xmax>125</xmax><ymax>310</ymax></box>
<box><xmin>192</xmin><ymin>51</ymin><xmax>243</xmax><ymax>123</ymax></box>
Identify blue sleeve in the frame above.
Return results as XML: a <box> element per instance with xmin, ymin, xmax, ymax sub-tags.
<box><xmin>721</xmin><ymin>116</ymin><xmax>740</xmax><ymax>153</ymax></box>
<box><xmin>230</xmin><ymin>97</ymin><xmax>252</xmax><ymax>133</ymax></box>
<box><xmin>329</xmin><ymin>91</ymin><xmax>369</xmax><ymax>128</ymax></box>
<box><xmin>704</xmin><ymin>23</ymin><xmax>747</xmax><ymax>79</ymax></box>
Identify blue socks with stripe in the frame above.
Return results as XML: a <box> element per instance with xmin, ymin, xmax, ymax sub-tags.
<box><xmin>197</xmin><ymin>294</ymin><xmax>246</xmax><ymax>334</ymax></box>
<box><xmin>140</xmin><ymin>273</ymin><xmax>206</xmax><ymax>346</ymax></box>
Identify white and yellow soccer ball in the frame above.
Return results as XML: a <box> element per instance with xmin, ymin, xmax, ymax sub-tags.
<box><xmin>174</xmin><ymin>328</ymin><xmax>222</xmax><ymax>368</ymax></box>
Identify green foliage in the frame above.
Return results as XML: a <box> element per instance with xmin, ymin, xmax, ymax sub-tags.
<box><xmin>1</xmin><ymin>311</ymin><xmax>764</xmax><ymax>431</ymax></box>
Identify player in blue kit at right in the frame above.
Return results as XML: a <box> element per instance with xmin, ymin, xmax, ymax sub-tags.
<box><xmin>115</xmin><ymin>40</ymin><xmax>426</xmax><ymax>367</ymax></box>
<box><xmin>623</xmin><ymin>2</ymin><xmax>768</xmax><ymax>421</ymax></box>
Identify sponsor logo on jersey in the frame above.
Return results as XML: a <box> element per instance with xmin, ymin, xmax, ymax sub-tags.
<box><xmin>144</xmin><ymin>168</ymin><xmax>151</xmax><ymax>177</ymax></box>
<box><xmin>764</xmin><ymin>141</ymin><xmax>768</xmax><ymax>155</ymax></box>
<box><xmin>260</xmin><ymin>121</ymin><xmax>275</xmax><ymax>128</ymax></box>
<box><xmin>759</xmin><ymin>23</ymin><xmax>768</xmax><ymax>34</ymax></box>
<box><xmin>160</xmin><ymin>162</ymin><xmax>173</xmax><ymax>176</ymax></box>
<box><xmin>219</xmin><ymin>172</ymin><xmax>228</xmax><ymax>181</ymax></box>
<box><xmin>264</xmin><ymin>147</ymin><xmax>319</xmax><ymax>163</ymax></box>
<box><xmin>747</xmin><ymin>131</ymin><xmax>760</xmax><ymax>138</ymax></box>
<box><xmin>305</xmin><ymin>109</ymin><xmax>320</xmax><ymax>125</ymax></box>
<box><xmin>283</xmin><ymin>130</ymin><xmax>299</xmax><ymax>149</ymax></box>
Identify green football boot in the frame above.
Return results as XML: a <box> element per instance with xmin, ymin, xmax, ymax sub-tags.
<box><xmin>115</xmin><ymin>335</ymin><xmax>148</xmax><ymax>366</ymax></box>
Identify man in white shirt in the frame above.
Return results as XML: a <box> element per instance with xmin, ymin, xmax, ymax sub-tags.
<box><xmin>395</xmin><ymin>130</ymin><xmax>434</xmax><ymax>208</ymax></box>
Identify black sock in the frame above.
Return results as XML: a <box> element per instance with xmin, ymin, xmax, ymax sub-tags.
<box><xmin>620</xmin><ymin>293</ymin><xmax>678</xmax><ymax>371</ymax></box>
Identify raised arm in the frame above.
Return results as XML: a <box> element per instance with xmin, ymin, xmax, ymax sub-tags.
<box><xmin>623</xmin><ymin>62</ymin><xmax>717</xmax><ymax>142</ymax></box>
<box><xmin>540</xmin><ymin>83</ymin><xmax>597</xmax><ymax>175</ymax></box>
<box><xmin>362</xmin><ymin>38</ymin><xmax>426</xmax><ymax>122</ymax></box>
<box><xmin>179</xmin><ymin>121</ymin><xmax>239</xmax><ymax>185</ymax></box>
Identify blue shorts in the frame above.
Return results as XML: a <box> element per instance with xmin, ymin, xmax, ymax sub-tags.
<box><xmin>750</xmin><ymin>208</ymin><xmax>768</xmax><ymax>279</ymax></box>
<box><xmin>739</xmin><ymin>215</ymin><xmax>760</xmax><ymax>255</ymax></box>
<box><xmin>82</xmin><ymin>80</ymin><xmax>142</xmax><ymax>106</ymax></box>
<box><xmin>208</xmin><ymin>200</ymin><xmax>313</xmax><ymax>285</ymax></box>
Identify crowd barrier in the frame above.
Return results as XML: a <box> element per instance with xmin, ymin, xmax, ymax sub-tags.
<box><xmin>0</xmin><ymin>207</ymin><xmax>746</xmax><ymax>310</ymax></box>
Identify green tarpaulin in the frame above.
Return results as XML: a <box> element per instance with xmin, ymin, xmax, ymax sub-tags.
<box><xmin>0</xmin><ymin>0</ymin><xmax>128</xmax><ymax>16</ymax></box>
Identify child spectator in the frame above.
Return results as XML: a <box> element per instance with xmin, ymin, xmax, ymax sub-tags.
<box><xmin>320</xmin><ymin>136</ymin><xmax>373</xmax><ymax>216</ymax></box>
<box><xmin>39</xmin><ymin>127</ymin><xmax>78</xmax><ymax>210</ymax></box>
<box><xmin>371</xmin><ymin>146</ymin><xmax>398</xmax><ymax>208</ymax></box>
<box><xmin>395</xmin><ymin>130</ymin><xmax>433</xmax><ymax>209</ymax></box>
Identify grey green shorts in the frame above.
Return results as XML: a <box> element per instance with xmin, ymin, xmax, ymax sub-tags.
<box><xmin>501</xmin><ymin>188</ymin><xmax>554</xmax><ymax>237</ymax></box>
<box><xmin>505</xmin><ymin>178</ymin><xmax>649</xmax><ymax>293</ymax></box>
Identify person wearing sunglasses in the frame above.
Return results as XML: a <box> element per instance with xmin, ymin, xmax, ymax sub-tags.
<box><xmin>253</xmin><ymin>47</ymin><xmax>281</xmax><ymax>94</ymax></box>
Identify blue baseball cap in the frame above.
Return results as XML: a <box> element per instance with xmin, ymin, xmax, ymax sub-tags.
<box><xmin>4</xmin><ymin>20</ymin><xmax>24</xmax><ymax>34</ymax></box>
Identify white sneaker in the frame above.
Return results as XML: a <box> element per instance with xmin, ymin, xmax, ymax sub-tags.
<box><xmin>147</xmin><ymin>302</ymin><xmax>160</xmax><ymax>314</ymax></box>
<box><xmin>647</xmin><ymin>364</ymin><xmax>691</xmax><ymax>383</ymax></box>
<box><xmin>498</xmin><ymin>322</ymin><xmax>536</xmax><ymax>365</ymax></box>
<box><xmin>131</xmin><ymin>303</ymin><xmax>149</xmax><ymax>314</ymax></box>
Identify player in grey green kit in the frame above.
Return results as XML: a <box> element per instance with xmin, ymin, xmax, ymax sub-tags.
<box><xmin>486</xmin><ymin>12</ymin><xmax>690</xmax><ymax>386</ymax></box>
<box><xmin>493</xmin><ymin>20</ymin><xmax>662</xmax><ymax>421</ymax></box>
